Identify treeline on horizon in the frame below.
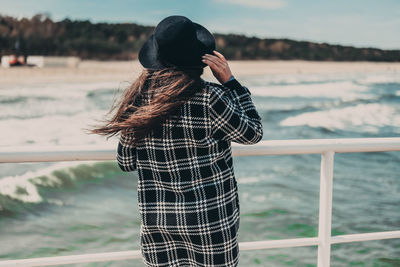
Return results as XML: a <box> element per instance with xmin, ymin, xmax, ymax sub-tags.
<box><xmin>1</xmin><ymin>14</ymin><xmax>400</xmax><ymax>61</ymax></box>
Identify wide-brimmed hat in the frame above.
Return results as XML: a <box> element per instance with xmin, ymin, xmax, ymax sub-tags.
<box><xmin>138</xmin><ymin>15</ymin><xmax>216</xmax><ymax>69</ymax></box>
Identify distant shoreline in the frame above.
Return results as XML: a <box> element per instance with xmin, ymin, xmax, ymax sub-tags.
<box><xmin>1</xmin><ymin>60</ymin><xmax>400</xmax><ymax>86</ymax></box>
<box><xmin>1</xmin><ymin>15</ymin><xmax>400</xmax><ymax>62</ymax></box>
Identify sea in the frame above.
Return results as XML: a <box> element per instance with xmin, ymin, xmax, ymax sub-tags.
<box><xmin>0</xmin><ymin>69</ymin><xmax>399</xmax><ymax>266</ymax></box>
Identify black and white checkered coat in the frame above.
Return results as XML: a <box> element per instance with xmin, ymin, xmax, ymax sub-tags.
<box><xmin>117</xmin><ymin>78</ymin><xmax>263</xmax><ymax>267</ymax></box>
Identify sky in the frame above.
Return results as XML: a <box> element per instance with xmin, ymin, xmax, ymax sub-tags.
<box><xmin>1</xmin><ymin>0</ymin><xmax>399</xmax><ymax>50</ymax></box>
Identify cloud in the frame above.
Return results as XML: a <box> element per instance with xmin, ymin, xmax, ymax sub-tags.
<box><xmin>214</xmin><ymin>0</ymin><xmax>287</xmax><ymax>9</ymax></box>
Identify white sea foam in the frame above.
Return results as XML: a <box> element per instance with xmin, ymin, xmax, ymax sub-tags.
<box><xmin>280</xmin><ymin>103</ymin><xmax>400</xmax><ymax>133</ymax></box>
<box><xmin>0</xmin><ymin>110</ymin><xmax>119</xmax><ymax>146</ymax></box>
<box><xmin>240</xmin><ymin>72</ymin><xmax>359</xmax><ymax>86</ymax></box>
<box><xmin>357</xmin><ymin>73</ymin><xmax>400</xmax><ymax>85</ymax></box>
<box><xmin>246</xmin><ymin>71</ymin><xmax>400</xmax><ymax>101</ymax></box>
<box><xmin>0</xmin><ymin>81</ymin><xmax>125</xmax><ymax>97</ymax></box>
<box><xmin>0</xmin><ymin>81</ymin><xmax>123</xmax><ymax>119</ymax></box>
<box><xmin>249</xmin><ymin>81</ymin><xmax>372</xmax><ymax>101</ymax></box>
<box><xmin>0</xmin><ymin>162</ymin><xmax>85</xmax><ymax>203</ymax></box>
<box><xmin>0</xmin><ymin>80</ymin><xmax>126</xmax><ymax>146</ymax></box>
<box><xmin>243</xmin><ymin>71</ymin><xmax>400</xmax><ymax>88</ymax></box>
<box><xmin>237</xmin><ymin>176</ymin><xmax>260</xmax><ymax>184</ymax></box>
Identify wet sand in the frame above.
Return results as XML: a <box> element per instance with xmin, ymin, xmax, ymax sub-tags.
<box><xmin>1</xmin><ymin>60</ymin><xmax>400</xmax><ymax>86</ymax></box>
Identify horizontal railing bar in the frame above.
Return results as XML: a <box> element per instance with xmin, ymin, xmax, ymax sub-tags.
<box><xmin>0</xmin><ymin>145</ymin><xmax>114</xmax><ymax>163</ymax></box>
<box><xmin>4</xmin><ymin>231</ymin><xmax>399</xmax><ymax>267</ymax></box>
<box><xmin>239</xmin><ymin>237</ymin><xmax>319</xmax><ymax>250</ymax></box>
<box><xmin>0</xmin><ymin>238</ymin><xmax>319</xmax><ymax>267</ymax></box>
<box><xmin>233</xmin><ymin>137</ymin><xmax>400</xmax><ymax>156</ymax></box>
<box><xmin>331</xmin><ymin>230</ymin><xmax>400</xmax><ymax>244</ymax></box>
<box><xmin>0</xmin><ymin>250</ymin><xmax>142</xmax><ymax>267</ymax></box>
<box><xmin>3</xmin><ymin>231</ymin><xmax>398</xmax><ymax>267</ymax></box>
<box><xmin>1</xmin><ymin>137</ymin><xmax>400</xmax><ymax>163</ymax></box>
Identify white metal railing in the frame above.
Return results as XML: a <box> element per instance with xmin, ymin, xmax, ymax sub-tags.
<box><xmin>1</xmin><ymin>137</ymin><xmax>400</xmax><ymax>267</ymax></box>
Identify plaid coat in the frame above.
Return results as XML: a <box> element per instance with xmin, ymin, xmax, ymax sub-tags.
<box><xmin>117</xmin><ymin>78</ymin><xmax>263</xmax><ymax>267</ymax></box>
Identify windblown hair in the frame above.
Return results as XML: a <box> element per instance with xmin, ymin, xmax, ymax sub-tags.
<box><xmin>90</xmin><ymin>67</ymin><xmax>204</xmax><ymax>146</ymax></box>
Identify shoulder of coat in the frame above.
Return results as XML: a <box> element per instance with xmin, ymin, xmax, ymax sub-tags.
<box><xmin>202</xmin><ymin>80</ymin><xmax>227</xmax><ymax>97</ymax></box>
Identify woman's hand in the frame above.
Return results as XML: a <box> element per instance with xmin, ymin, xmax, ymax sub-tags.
<box><xmin>202</xmin><ymin>50</ymin><xmax>233</xmax><ymax>84</ymax></box>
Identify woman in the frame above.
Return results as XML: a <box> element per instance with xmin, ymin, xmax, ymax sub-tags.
<box><xmin>92</xmin><ymin>15</ymin><xmax>263</xmax><ymax>267</ymax></box>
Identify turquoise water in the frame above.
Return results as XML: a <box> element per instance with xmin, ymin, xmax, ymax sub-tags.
<box><xmin>0</xmin><ymin>71</ymin><xmax>399</xmax><ymax>266</ymax></box>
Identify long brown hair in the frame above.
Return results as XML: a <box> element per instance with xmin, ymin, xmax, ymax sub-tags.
<box><xmin>90</xmin><ymin>67</ymin><xmax>204</xmax><ymax>146</ymax></box>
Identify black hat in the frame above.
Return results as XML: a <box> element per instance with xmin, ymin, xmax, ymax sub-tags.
<box><xmin>138</xmin><ymin>15</ymin><xmax>216</xmax><ymax>69</ymax></box>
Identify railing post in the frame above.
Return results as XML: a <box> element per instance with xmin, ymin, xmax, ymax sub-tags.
<box><xmin>317</xmin><ymin>151</ymin><xmax>335</xmax><ymax>267</ymax></box>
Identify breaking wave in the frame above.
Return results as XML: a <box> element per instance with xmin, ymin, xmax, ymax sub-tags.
<box><xmin>250</xmin><ymin>81</ymin><xmax>373</xmax><ymax>101</ymax></box>
<box><xmin>0</xmin><ymin>161</ymin><xmax>124</xmax><ymax>216</ymax></box>
<box><xmin>280</xmin><ymin>103</ymin><xmax>400</xmax><ymax>133</ymax></box>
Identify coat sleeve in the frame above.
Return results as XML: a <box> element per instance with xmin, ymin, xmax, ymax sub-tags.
<box><xmin>209</xmin><ymin>79</ymin><xmax>263</xmax><ymax>145</ymax></box>
<box><xmin>117</xmin><ymin>133</ymin><xmax>137</xmax><ymax>172</ymax></box>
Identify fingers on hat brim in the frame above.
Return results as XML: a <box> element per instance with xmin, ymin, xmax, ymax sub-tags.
<box><xmin>138</xmin><ymin>35</ymin><xmax>165</xmax><ymax>69</ymax></box>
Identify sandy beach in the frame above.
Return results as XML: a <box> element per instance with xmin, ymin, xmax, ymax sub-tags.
<box><xmin>1</xmin><ymin>60</ymin><xmax>400</xmax><ymax>86</ymax></box>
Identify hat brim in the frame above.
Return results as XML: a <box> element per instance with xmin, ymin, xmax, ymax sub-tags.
<box><xmin>138</xmin><ymin>23</ymin><xmax>215</xmax><ymax>70</ymax></box>
<box><xmin>138</xmin><ymin>35</ymin><xmax>164</xmax><ymax>69</ymax></box>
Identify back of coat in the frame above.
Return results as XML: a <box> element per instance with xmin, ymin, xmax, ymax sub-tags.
<box><xmin>117</xmin><ymin>78</ymin><xmax>263</xmax><ymax>267</ymax></box>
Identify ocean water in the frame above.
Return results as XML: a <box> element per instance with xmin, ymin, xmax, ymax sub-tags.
<box><xmin>0</xmin><ymin>70</ymin><xmax>399</xmax><ymax>267</ymax></box>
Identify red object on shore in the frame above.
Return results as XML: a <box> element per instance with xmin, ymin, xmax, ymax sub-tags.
<box><xmin>9</xmin><ymin>55</ymin><xmax>24</xmax><ymax>66</ymax></box>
